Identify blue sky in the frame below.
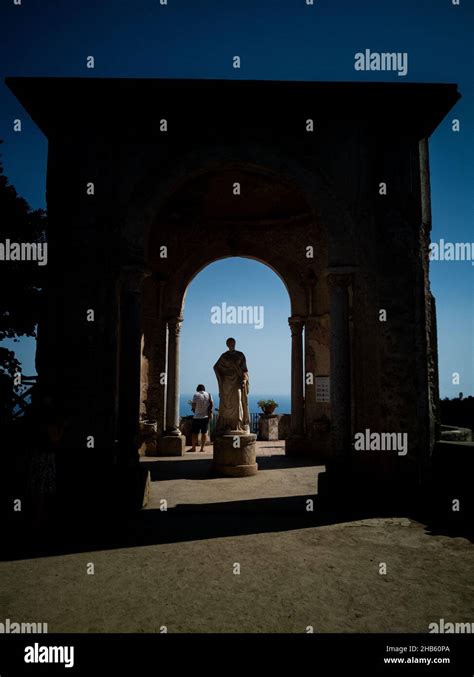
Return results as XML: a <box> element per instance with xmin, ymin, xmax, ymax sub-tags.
<box><xmin>181</xmin><ymin>258</ymin><xmax>290</xmax><ymax>395</ymax></box>
<box><xmin>0</xmin><ymin>0</ymin><xmax>472</xmax><ymax>397</ymax></box>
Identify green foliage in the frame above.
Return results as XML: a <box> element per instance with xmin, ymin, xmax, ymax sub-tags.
<box><xmin>0</xmin><ymin>140</ymin><xmax>47</xmax><ymax>375</ymax></box>
<box><xmin>257</xmin><ymin>399</ymin><xmax>279</xmax><ymax>411</ymax></box>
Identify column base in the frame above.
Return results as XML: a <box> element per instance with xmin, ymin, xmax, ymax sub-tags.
<box><xmin>158</xmin><ymin>434</ymin><xmax>185</xmax><ymax>456</ymax></box>
<box><xmin>212</xmin><ymin>433</ymin><xmax>258</xmax><ymax>477</ymax></box>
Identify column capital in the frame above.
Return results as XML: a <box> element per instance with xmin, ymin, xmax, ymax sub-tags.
<box><xmin>167</xmin><ymin>316</ymin><xmax>184</xmax><ymax>337</ymax></box>
<box><xmin>288</xmin><ymin>315</ymin><xmax>305</xmax><ymax>336</ymax></box>
<box><xmin>326</xmin><ymin>268</ymin><xmax>355</xmax><ymax>289</ymax></box>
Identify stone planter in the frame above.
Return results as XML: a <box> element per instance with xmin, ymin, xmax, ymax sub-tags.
<box><xmin>258</xmin><ymin>414</ymin><xmax>279</xmax><ymax>441</ymax></box>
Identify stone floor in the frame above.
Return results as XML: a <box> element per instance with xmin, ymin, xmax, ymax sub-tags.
<box><xmin>1</xmin><ymin>442</ymin><xmax>473</xmax><ymax>633</ymax></box>
<box><xmin>146</xmin><ymin>441</ymin><xmax>319</xmax><ymax>508</ymax></box>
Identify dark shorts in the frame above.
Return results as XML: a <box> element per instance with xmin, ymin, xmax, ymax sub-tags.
<box><xmin>191</xmin><ymin>417</ymin><xmax>209</xmax><ymax>434</ymax></box>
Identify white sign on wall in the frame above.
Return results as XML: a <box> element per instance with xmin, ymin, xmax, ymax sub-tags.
<box><xmin>315</xmin><ymin>376</ymin><xmax>330</xmax><ymax>403</ymax></box>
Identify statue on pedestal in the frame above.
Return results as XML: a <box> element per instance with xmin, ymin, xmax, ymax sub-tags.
<box><xmin>213</xmin><ymin>337</ymin><xmax>250</xmax><ymax>434</ymax></box>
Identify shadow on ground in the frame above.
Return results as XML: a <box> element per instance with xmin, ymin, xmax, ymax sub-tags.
<box><xmin>3</xmin><ymin>451</ymin><xmax>473</xmax><ymax>561</ymax></box>
<box><xmin>141</xmin><ymin>453</ymin><xmax>319</xmax><ymax>481</ymax></box>
<box><xmin>6</xmin><ymin>489</ymin><xmax>462</xmax><ymax>563</ymax></box>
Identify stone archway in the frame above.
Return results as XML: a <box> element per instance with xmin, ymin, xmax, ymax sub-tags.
<box><xmin>8</xmin><ymin>77</ymin><xmax>457</xmax><ymax>503</ymax></box>
<box><xmin>137</xmin><ymin>162</ymin><xmax>347</xmax><ymax>458</ymax></box>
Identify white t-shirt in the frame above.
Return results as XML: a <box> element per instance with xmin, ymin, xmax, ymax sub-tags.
<box><xmin>193</xmin><ymin>391</ymin><xmax>212</xmax><ymax>418</ymax></box>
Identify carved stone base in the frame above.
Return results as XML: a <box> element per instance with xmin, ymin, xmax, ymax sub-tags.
<box><xmin>212</xmin><ymin>433</ymin><xmax>258</xmax><ymax>477</ymax></box>
<box><xmin>158</xmin><ymin>434</ymin><xmax>185</xmax><ymax>456</ymax></box>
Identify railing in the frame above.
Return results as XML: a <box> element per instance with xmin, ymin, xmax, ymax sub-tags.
<box><xmin>250</xmin><ymin>412</ymin><xmax>260</xmax><ymax>434</ymax></box>
<box><xmin>209</xmin><ymin>412</ymin><xmax>260</xmax><ymax>437</ymax></box>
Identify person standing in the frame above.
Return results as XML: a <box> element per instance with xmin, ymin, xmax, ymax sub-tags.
<box><xmin>190</xmin><ymin>384</ymin><xmax>213</xmax><ymax>452</ymax></box>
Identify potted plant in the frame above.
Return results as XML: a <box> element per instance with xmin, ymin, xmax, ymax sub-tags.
<box><xmin>257</xmin><ymin>399</ymin><xmax>279</xmax><ymax>416</ymax></box>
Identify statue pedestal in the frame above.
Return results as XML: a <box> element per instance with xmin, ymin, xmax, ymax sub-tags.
<box><xmin>212</xmin><ymin>433</ymin><xmax>258</xmax><ymax>477</ymax></box>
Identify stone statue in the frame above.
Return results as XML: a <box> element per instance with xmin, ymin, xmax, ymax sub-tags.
<box><xmin>213</xmin><ymin>337</ymin><xmax>250</xmax><ymax>434</ymax></box>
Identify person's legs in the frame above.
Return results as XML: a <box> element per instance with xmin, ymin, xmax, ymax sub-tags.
<box><xmin>190</xmin><ymin>419</ymin><xmax>200</xmax><ymax>452</ymax></box>
<box><xmin>199</xmin><ymin>418</ymin><xmax>209</xmax><ymax>451</ymax></box>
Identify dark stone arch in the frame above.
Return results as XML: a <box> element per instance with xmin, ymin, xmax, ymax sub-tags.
<box><xmin>122</xmin><ymin>142</ymin><xmax>357</xmax><ymax>272</ymax></box>
<box><xmin>5</xmin><ymin>75</ymin><xmax>459</xmax><ymax>509</ymax></box>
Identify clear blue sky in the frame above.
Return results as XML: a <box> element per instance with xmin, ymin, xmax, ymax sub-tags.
<box><xmin>0</xmin><ymin>0</ymin><xmax>472</xmax><ymax>397</ymax></box>
<box><xmin>181</xmin><ymin>258</ymin><xmax>290</xmax><ymax>395</ymax></box>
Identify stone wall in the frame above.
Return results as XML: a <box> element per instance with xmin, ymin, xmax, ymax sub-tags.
<box><xmin>12</xmin><ymin>77</ymin><xmax>457</xmax><ymax>496</ymax></box>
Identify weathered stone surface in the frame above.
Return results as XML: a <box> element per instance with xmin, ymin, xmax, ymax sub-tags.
<box><xmin>213</xmin><ymin>434</ymin><xmax>258</xmax><ymax>477</ymax></box>
<box><xmin>259</xmin><ymin>415</ymin><xmax>279</xmax><ymax>441</ymax></box>
<box><xmin>158</xmin><ymin>435</ymin><xmax>185</xmax><ymax>457</ymax></box>
<box><xmin>277</xmin><ymin>415</ymin><xmax>291</xmax><ymax>440</ymax></box>
<box><xmin>139</xmin><ymin>420</ymin><xmax>158</xmax><ymax>457</ymax></box>
<box><xmin>6</xmin><ymin>76</ymin><xmax>460</xmax><ymax>500</ymax></box>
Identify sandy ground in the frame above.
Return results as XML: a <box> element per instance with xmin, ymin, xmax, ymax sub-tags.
<box><xmin>1</xmin><ymin>443</ymin><xmax>473</xmax><ymax>633</ymax></box>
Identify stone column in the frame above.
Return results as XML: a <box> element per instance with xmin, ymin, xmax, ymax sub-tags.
<box><xmin>160</xmin><ymin>315</ymin><xmax>185</xmax><ymax>456</ymax></box>
<box><xmin>327</xmin><ymin>271</ymin><xmax>352</xmax><ymax>458</ymax></box>
<box><xmin>118</xmin><ymin>266</ymin><xmax>149</xmax><ymax>464</ymax></box>
<box><xmin>285</xmin><ymin>315</ymin><xmax>305</xmax><ymax>454</ymax></box>
<box><xmin>165</xmin><ymin>316</ymin><xmax>183</xmax><ymax>434</ymax></box>
<box><xmin>140</xmin><ymin>277</ymin><xmax>168</xmax><ymax>455</ymax></box>
<box><xmin>155</xmin><ymin>280</ymin><xmax>168</xmax><ymax>434</ymax></box>
<box><xmin>304</xmin><ymin>316</ymin><xmax>318</xmax><ymax>430</ymax></box>
<box><xmin>418</xmin><ymin>137</ymin><xmax>437</xmax><ymax>482</ymax></box>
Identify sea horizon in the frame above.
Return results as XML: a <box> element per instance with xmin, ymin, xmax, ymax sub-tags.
<box><xmin>180</xmin><ymin>393</ymin><xmax>291</xmax><ymax>417</ymax></box>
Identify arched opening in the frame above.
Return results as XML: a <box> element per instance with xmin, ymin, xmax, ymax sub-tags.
<box><xmin>138</xmin><ymin>250</ymin><xmax>327</xmax><ymax>505</ymax></box>
<box><xmin>139</xmin><ymin>161</ymin><xmax>333</xmax><ymax>463</ymax></box>
<box><xmin>179</xmin><ymin>256</ymin><xmax>291</xmax><ymax>452</ymax></box>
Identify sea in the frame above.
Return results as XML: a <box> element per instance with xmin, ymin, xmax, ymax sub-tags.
<box><xmin>13</xmin><ymin>392</ymin><xmax>291</xmax><ymax>418</ymax></box>
<box><xmin>180</xmin><ymin>393</ymin><xmax>291</xmax><ymax>417</ymax></box>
